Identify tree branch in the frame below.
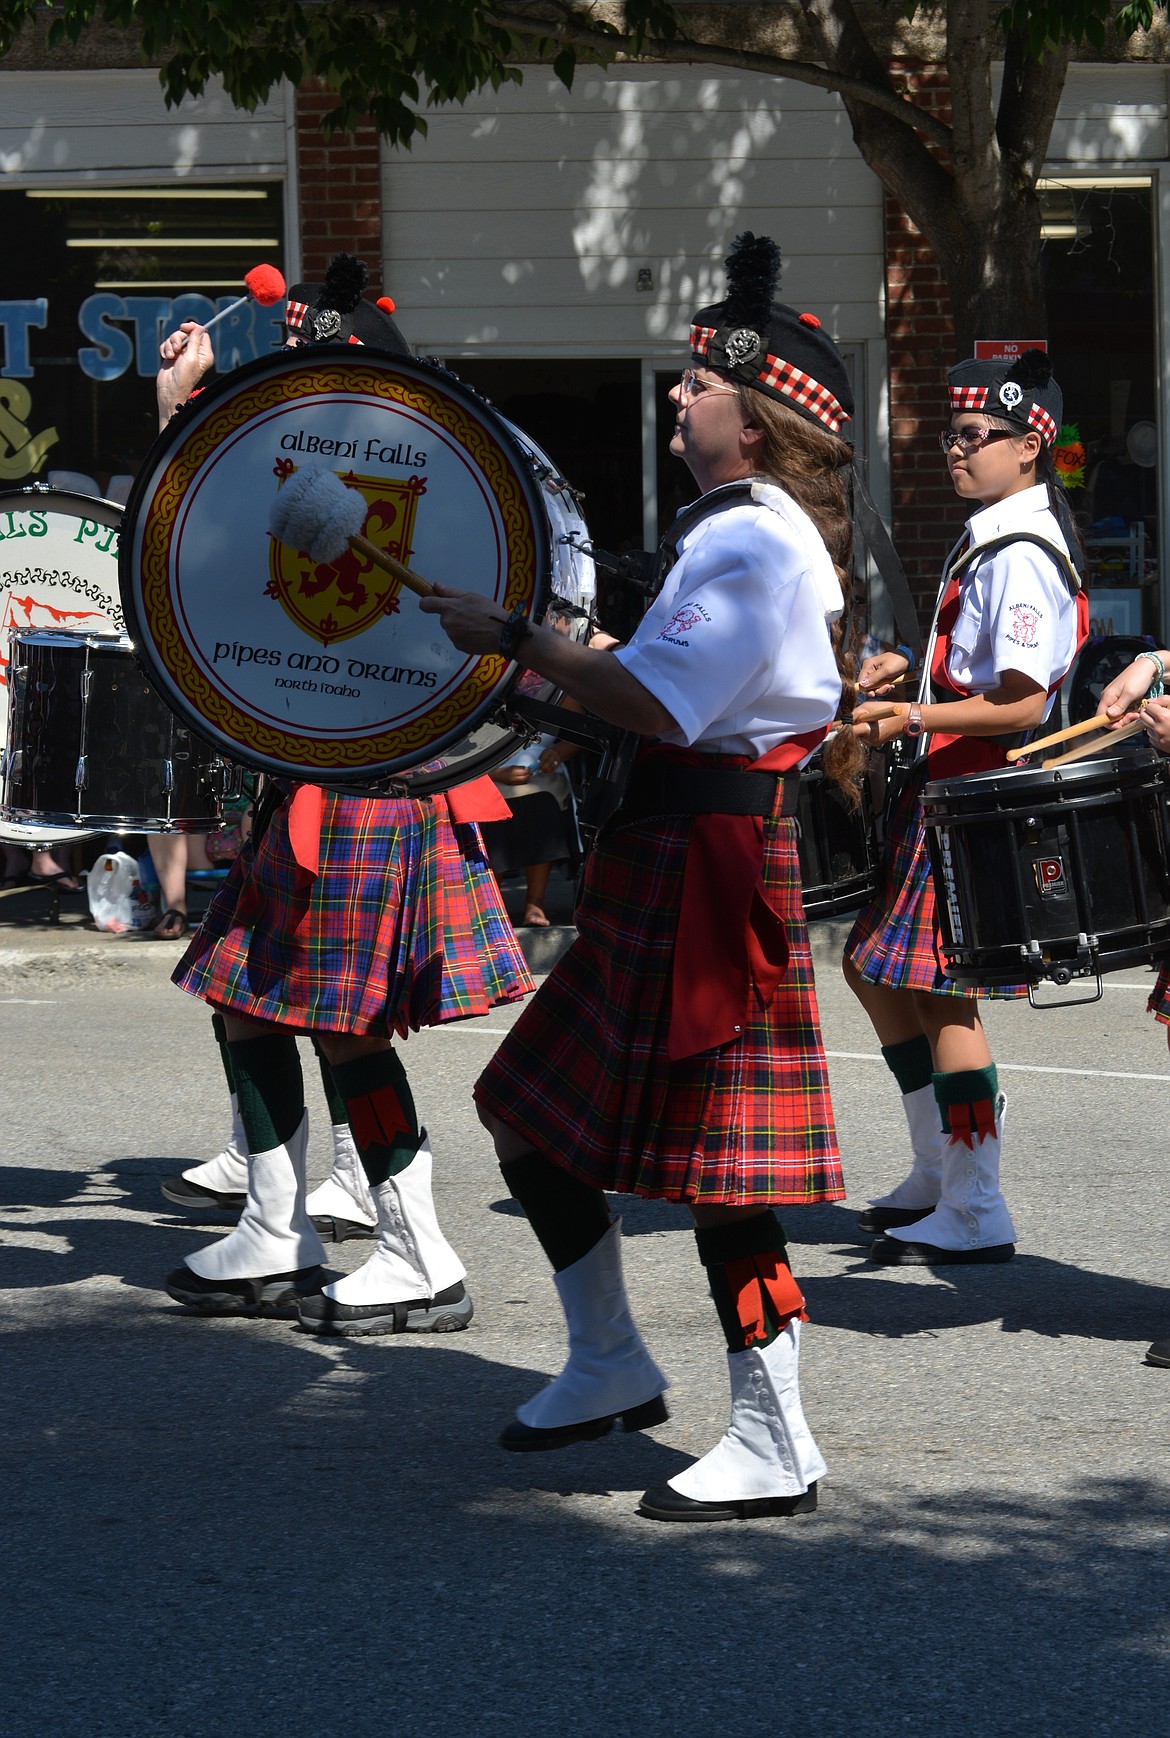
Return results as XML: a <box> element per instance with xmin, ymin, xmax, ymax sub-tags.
<box><xmin>484</xmin><ymin>5</ymin><xmax>954</xmax><ymax>150</ymax></box>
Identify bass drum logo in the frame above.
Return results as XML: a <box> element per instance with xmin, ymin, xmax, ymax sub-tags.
<box><xmin>265</xmin><ymin>466</ymin><xmax>427</xmax><ymax>647</ymax></box>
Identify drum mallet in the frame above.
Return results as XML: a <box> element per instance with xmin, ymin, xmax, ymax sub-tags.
<box><xmin>268</xmin><ymin>465</ymin><xmax>435</xmax><ymax>599</ymax></box>
<box><xmin>178</xmin><ymin>264</ymin><xmax>287</xmax><ymax>350</ymax></box>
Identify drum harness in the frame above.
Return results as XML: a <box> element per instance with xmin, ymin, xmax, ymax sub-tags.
<box><xmin>893</xmin><ymin>529</ymin><xmax>1086</xmax><ymax>804</ymax></box>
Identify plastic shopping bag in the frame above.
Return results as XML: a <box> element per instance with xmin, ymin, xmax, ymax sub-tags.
<box><xmin>86</xmin><ymin>850</ymin><xmax>159</xmax><ymax>934</ymax></box>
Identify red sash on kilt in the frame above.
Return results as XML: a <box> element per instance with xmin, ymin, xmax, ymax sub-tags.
<box><xmin>286</xmin><ymin>773</ymin><xmax>510</xmax><ymax>878</ymax></box>
<box><xmin>654</xmin><ymin>728</ymin><xmax>827</xmax><ymax>1062</ymax></box>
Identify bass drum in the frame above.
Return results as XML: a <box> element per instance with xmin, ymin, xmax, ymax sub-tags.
<box><xmin>0</xmin><ymin>486</ymin><xmax>124</xmax><ymax>847</ymax></box>
<box><xmin>118</xmin><ymin>347</ymin><xmax>594</xmax><ymax>794</ymax></box>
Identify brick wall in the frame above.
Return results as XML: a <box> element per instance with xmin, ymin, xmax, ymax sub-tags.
<box><xmin>884</xmin><ymin>61</ymin><xmax>967</xmax><ymax>617</ymax></box>
<box><xmin>295</xmin><ymin>82</ymin><xmax>383</xmax><ymax>283</ymax></box>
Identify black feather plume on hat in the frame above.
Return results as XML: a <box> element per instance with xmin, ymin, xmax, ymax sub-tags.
<box><xmin>1005</xmin><ymin>348</ymin><xmax>1052</xmax><ymax>390</ymax></box>
<box><xmin>320</xmin><ymin>252</ymin><xmax>368</xmax><ymax>314</ymax></box>
<box><xmin>721</xmin><ymin>232</ymin><xmax>781</xmax><ymax>328</ymax></box>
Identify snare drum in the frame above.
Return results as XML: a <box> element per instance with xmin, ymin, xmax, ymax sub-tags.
<box><xmin>0</xmin><ymin>487</ymin><xmax>124</xmax><ymax>846</ymax></box>
<box><xmin>921</xmin><ymin>750</ymin><xmax>1170</xmax><ymax>986</ymax></box>
<box><xmin>118</xmin><ymin>348</ymin><xmax>569</xmax><ymax>794</ymax></box>
<box><xmin>796</xmin><ymin>749</ymin><xmax>881</xmax><ymax>920</ymax></box>
<box><xmin>2</xmin><ymin>630</ymin><xmax>240</xmax><ymax>832</ymax></box>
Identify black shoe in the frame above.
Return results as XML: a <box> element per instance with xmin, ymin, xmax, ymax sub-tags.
<box><xmin>160</xmin><ymin>1175</ymin><xmax>246</xmax><ymax>1212</ymax></box>
<box><xmin>637</xmin><ymin>1480</ymin><xmax>818</xmax><ymax>1523</ymax></box>
<box><xmin>296</xmin><ymin>1281</ymin><xmax>473</xmax><ymax>1336</ymax></box>
<box><xmin>309</xmin><ymin>1212</ymin><xmax>378</xmax><ymax>1243</ymax></box>
<box><xmin>499</xmin><ymin>1392</ymin><xmax>668</xmax><ymax>1453</ymax></box>
<box><xmin>856</xmin><ymin>1204</ymin><xmax>935</xmax><ymax>1236</ymax></box>
<box><xmin>165</xmin><ymin>1263</ymin><xmax>325</xmax><ymax>1316</ymax></box>
<box><xmin>1145</xmin><ymin>1338</ymin><xmax>1170</xmax><ymax>1367</ymax></box>
<box><xmin>869</xmin><ymin>1234</ymin><xmax>1015</xmax><ymax>1266</ymax></box>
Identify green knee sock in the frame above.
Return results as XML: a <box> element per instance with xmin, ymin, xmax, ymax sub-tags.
<box><xmin>331</xmin><ymin>1048</ymin><xmax>421</xmax><ymax>1186</ymax></box>
<box><xmin>211</xmin><ymin>1010</ymin><xmax>237</xmax><ymax>1096</ymax></box>
<box><xmin>933</xmin><ymin>1065</ymin><xmax>999</xmax><ymax>1145</ymax></box>
<box><xmin>880</xmin><ymin>1034</ymin><xmax>934</xmax><ymax>1097</ymax></box>
<box><xmin>311</xmin><ymin>1037</ymin><xmax>348</xmax><ymax>1127</ymax></box>
<box><xmin>227</xmin><ymin>1032</ymin><xmax>305</xmax><ymax>1153</ymax></box>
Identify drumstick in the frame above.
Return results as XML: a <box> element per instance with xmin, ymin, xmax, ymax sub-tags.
<box><xmin>1007</xmin><ymin>712</ymin><xmax>1112</xmax><ymax>760</ymax></box>
<box><xmin>851</xmin><ymin>704</ymin><xmax>904</xmax><ymax>723</ymax></box>
<box><xmin>268</xmin><ymin>466</ymin><xmax>435</xmax><ymax>598</ymax></box>
<box><xmin>855</xmin><ymin>671</ymin><xmax>912</xmax><ymax>693</ymax></box>
<box><xmin>347</xmin><ymin>536</ymin><xmax>434</xmax><ymax>599</ymax></box>
<box><xmin>1042</xmin><ymin>717</ymin><xmax>1147</xmax><ymax>768</ymax></box>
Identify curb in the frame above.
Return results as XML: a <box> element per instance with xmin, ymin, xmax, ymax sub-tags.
<box><xmin>0</xmin><ymin>915</ymin><xmax>856</xmax><ymax>983</ymax></box>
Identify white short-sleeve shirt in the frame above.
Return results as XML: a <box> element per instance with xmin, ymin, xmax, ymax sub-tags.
<box><xmin>613</xmin><ymin>483</ymin><xmax>843</xmax><ymax>759</ymax></box>
<box><xmin>947</xmin><ymin>485</ymin><xmax>1080</xmax><ymax>714</ymax></box>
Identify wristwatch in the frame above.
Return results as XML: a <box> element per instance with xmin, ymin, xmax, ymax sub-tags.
<box><xmin>904</xmin><ymin>703</ymin><xmax>925</xmax><ymax>737</ymax></box>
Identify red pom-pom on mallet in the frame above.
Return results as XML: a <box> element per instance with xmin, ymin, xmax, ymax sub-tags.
<box><xmin>244</xmin><ymin>263</ymin><xmax>287</xmax><ymax>307</ymax></box>
<box><xmin>180</xmin><ymin>263</ymin><xmax>288</xmax><ymax>347</ymax></box>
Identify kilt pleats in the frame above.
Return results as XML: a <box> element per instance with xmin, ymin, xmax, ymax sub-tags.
<box><xmin>173</xmin><ymin>792</ymin><xmax>534</xmax><ymax>1035</ymax></box>
<box><xmin>845</xmin><ymin>782</ymin><xmax>1026</xmax><ymax>1001</ymax></box>
<box><xmin>474</xmin><ymin>813</ymin><xmax>843</xmax><ymax>1205</ymax></box>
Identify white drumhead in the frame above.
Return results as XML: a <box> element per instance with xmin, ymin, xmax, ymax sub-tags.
<box><xmin>0</xmin><ymin>489</ymin><xmax>123</xmax><ymax>762</ymax></box>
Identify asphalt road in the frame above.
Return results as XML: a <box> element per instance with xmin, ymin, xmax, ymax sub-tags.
<box><xmin>2</xmin><ymin>916</ymin><xmax>1168</xmax><ymax>1736</ymax></box>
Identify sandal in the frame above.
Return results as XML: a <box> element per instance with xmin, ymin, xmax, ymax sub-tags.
<box><xmin>149</xmin><ymin>908</ymin><xmax>189</xmax><ymax>940</ymax></box>
<box><xmin>28</xmin><ymin>871</ymin><xmax>82</xmax><ymax>894</ymax></box>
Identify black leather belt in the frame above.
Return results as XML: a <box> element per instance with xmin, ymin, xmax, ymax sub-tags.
<box><xmin>610</xmin><ymin>762</ymin><xmax>801</xmax><ymax>831</ymax></box>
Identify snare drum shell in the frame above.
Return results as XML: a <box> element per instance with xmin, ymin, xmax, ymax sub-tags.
<box><xmin>922</xmin><ymin>751</ymin><xmax>1170</xmax><ymax>984</ymax></box>
<box><xmin>2</xmin><ymin>630</ymin><xmax>233</xmax><ymax>831</ymax></box>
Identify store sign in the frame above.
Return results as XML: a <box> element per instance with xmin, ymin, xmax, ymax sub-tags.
<box><xmin>0</xmin><ymin>294</ymin><xmax>284</xmax><ymax>381</ymax></box>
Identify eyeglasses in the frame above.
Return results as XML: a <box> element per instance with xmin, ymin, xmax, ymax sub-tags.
<box><xmin>678</xmin><ymin>368</ymin><xmax>740</xmax><ymax>402</ymax></box>
<box><xmin>939</xmin><ymin>426</ymin><xmax>1016</xmax><ymax>454</ymax></box>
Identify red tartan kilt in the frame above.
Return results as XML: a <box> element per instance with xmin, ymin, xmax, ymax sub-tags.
<box><xmin>845</xmin><ymin>780</ymin><xmax>1026</xmax><ymax>1000</ymax></box>
<box><xmin>474</xmin><ymin>812</ymin><xmax>842</xmax><ymax>1205</ymax></box>
<box><xmin>1150</xmin><ymin>961</ymin><xmax>1170</xmax><ymax>1023</ymax></box>
<box><xmin>173</xmin><ymin>790</ymin><xmax>533</xmax><ymax>1035</ymax></box>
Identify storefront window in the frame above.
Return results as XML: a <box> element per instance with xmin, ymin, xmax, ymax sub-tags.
<box><xmin>0</xmin><ymin>184</ymin><xmax>286</xmax><ymax>500</ymax></box>
<box><xmin>1042</xmin><ymin>177</ymin><xmax>1157</xmax><ymax>637</ymax></box>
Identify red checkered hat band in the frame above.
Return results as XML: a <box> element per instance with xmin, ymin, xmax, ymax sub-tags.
<box><xmin>758</xmin><ymin>354</ymin><xmax>846</xmax><ymax>433</ymax></box>
<box><xmin>687</xmin><ymin>324</ymin><xmax>847</xmax><ymax>433</ymax></box>
<box><xmin>950</xmin><ymin>385</ymin><xmax>988</xmax><ymax>411</ymax></box>
<box><xmin>1029</xmin><ymin>404</ymin><xmax>1057</xmax><ymax>444</ymax></box>
<box><xmin>286</xmin><ymin>298</ymin><xmax>309</xmax><ymax>330</ymax></box>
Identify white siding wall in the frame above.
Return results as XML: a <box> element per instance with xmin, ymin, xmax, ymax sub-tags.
<box><xmin>1048</xmin><ymin>64</ymin><xmax>1169</xmax><ymax>163</ymax></box>
<box><xmin>0</xmin><ymin>69</ymin><xmax>288</xmax><ymax>182</ymax></box>
<box><xmin>382</xmin><ymin>67</ymin><xmax>886</xmax><ymax>358</ymax></box>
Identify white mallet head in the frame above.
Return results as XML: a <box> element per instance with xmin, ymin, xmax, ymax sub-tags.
<box><xmin>269</xmin><ymin>465</ymin><xmax>367</xmax><ymax>563</ymax></box>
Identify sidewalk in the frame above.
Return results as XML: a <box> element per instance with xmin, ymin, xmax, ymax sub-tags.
<box><xmin>0</xmin><ymin>870</ymin><xmax>857</xmax><ymax>982</ymax></box>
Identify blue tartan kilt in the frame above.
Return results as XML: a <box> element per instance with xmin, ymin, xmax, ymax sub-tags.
<box><xmin>845</xmin><ymin>779</ymin><xmax>1026</xmax><ymax>1000</ymax></box>
<box><xmin>173</xmin><ymin>790</ymin><xmax>534</xmax><ymax>1035</ymax></box>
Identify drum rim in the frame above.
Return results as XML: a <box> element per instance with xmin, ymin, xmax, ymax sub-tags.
<box><xmin>118</xmin><ymin>345</ymin><xmax>553</xmax><ymax>786</ymax></box>
<box><xmin>923</xmin><ymin>744</ymin><xmax>1165</xmax><ymax>798</ymax></box>
<box><xmin>0</xmin><ymin>484</ymin><xmax>123</xmax><ymax>525</ymax></box>
<box><xmin>9</xmin><ymin>627</ymin><xmax>133</xmax><ymax>652</ymax></box>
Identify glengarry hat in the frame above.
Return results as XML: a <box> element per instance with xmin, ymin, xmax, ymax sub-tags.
<box><xmin>947</xmin><ymin>349</ymin><xmax>1062</xmax><ymax>446</ymax></box>
<box><xmin>285</xmin><ymin>252</ymin><xmax>410</xmax><ymax>354</ymax></box>
<box><xmin>688</xmin><ymin>231</ymin><xmax>854</xmax><ymax>436</ymax></box>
